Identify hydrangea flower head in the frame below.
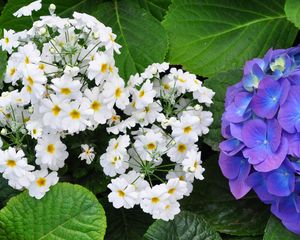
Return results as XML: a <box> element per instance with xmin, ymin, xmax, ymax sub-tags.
<box><xmin>220</xmin><ymin>45</ymin><xmax>300</xmax><ymax>235</ymax></box>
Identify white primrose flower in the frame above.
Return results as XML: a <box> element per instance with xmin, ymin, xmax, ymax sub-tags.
<box><xmin>171</xmin><ymin>115</ymin><xmax>201</xmax><ymax>143</ymax></box>
<box><xmin>100</xmin><ymin>151</ymin><xmax>129</xmax><ymax>177</ymax></box>
<box><xmin>106</xmin><ymin>135</ymin><xmax>130</xmax><ymax>155</ymax></box>
<box><xmin>4</xmin><ymin>59</ymin><xmax>22</xmax><ymax>85</ymax></box>
<box><xmin>134</xmin><ymin>130</ymin><xmax>166</xmax><ymax>161</ymax></box>
<box><xmin>61</xmin><ymin>99</ymin><xmax>93</xmax><ymax>133</ymax></box>
<box><xmin>108</xmin><ymin>177</ymin><xmax>138</xmax><ymax>209</ymax></box>
<box><xmin>35</xmin><ymin>134</ymin><xmax>69</xmax><ymax>171</ymax></box>
<box><xmin>152</xmin><ymin>199</ymin><xmax>180</xmax><ymax>221</ymax></box>
<box><xmin>87</xmin><ymin>52</ymin><xmax>116</xmax><ymax>85</ymax></box>
<box><xmin>51</xmin><ymin>74</ymin><xmax>82</xmax><ymax>100</ymax></box>
<box><xmin>193</xmin><ymin>86</ymin><xmax>215</xmax><ymax>107</ymax></box>
<box><xmin>102</xmin><ymin>76</ymin><xmax>130</xmax><ymax>109</ymax></box>
<box><xmin>39</xmin><ymin>94</ymin><xmax>69</xmax><ymax>130</ymax></box>
<box><xmin>140</xmin><ymin>184</ymin><xmax>169</xmax><ymax>216</ymax></box>
<box><xmin>17</xmin><ymin>42</ymin><xmax>41</xmax><ymax>66</ymax></box>
<box><xmin>84</xmin><ymin>87</ymin><xmax>112</xmax><ymax>124</ymax></box>
<box><xmin>182</xmin><ymin>150</ymin><xmax>205</xmax><ymax>180</ymax></box>
<box><xmin>13</xmin><ymin>0</ymin><xmax>42</xmax><ymax>17</ymax></box>
<box><xmin>165</xmin><ymin>178</ymin><xmax>189</xmax><ymax>201</ymax></box>
<box><xmin>21</xmin><ymin>64</ymin><xmax>47</xmax><ymax>101</ymax></box>
<box><xmin>0</xmin><ymin>147</ymin><xmax>34</xmax><ymax>190</ymax></box>
<box><xmin>0</xmin><ymin>29</ymin><xmax>19</xmax><ymax>54</ymax></box>
<box><xmin>132</xmin><ymin>80</ymin><xmax>156</xmax><ymax>109</ymax></box>
<box><xmin>28</xmin><ymin>169</ymin><xmax>59</xmax><ymax>199</ymax></box>
<box><xmin>79</xmin><ymin>144</ymin><xmax>95</xmax><ymax>164</ymax></box>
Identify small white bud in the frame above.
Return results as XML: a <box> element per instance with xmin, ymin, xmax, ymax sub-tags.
<box><xmin>28</xmin><ymin>106</ymin><xmax>34</xmax><ymax>114</ymax></box>
<box><xmin>140</xmin><ymin>173</ymin><xmax>145</xmax><ymax>178</ymax></box>
<box><xmin>92</xmin><ymin>32</ymin><xmax>99</xmax><ymax>39</ymax></box>
<box><xmin>49</xmin><ymin>4</ymin><xmax>56</xmax><ymax>15</ymax></box>
<box><xmin>194</xmin><ymin>104</ymin><xmax>201</xmax><ymax>111</ymax></box>
<box><xmin>38</xmin><ymin>27</ymin><xmax>47</xmax><ymax>35</ymax></box>
<box><xmin>49</xmin><ymin>47</ymin><xmax>55</xmax><ymax>54</ymax></box>
<box><xmin>1</xmin><ymin>128</ymin><xmax>7</xmax><ymax>136</ymax></box>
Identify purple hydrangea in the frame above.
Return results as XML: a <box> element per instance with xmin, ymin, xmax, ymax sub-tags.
<box><xmin>219</xmin><ymin>46</ymin><xmax>300</xmax><ymax>235</ymax></box>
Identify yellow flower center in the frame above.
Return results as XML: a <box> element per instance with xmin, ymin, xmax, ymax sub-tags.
<box><xmin>26</xmin><ymin>85</ymin><xmax>32</xmax><ymax>93</ymax></box>
<box><xmin>183</xmin><ymin>126</ymin><xmax>192</xmax><ymax>134</ymax></box>
<box><xmin>4</xmin><ymin>37</ymin><xmax>9</xmax><ymax>44</ymax></box>
<box><xmin>9</xmin><ymin>68</ymin><xmax>16</xmax><ymax>76</ymax></box>
<box><xmin>47</xmin><ymin>144</ymin><xmax>55</xmax><ymax>154</ymax></box>
<box><xmin>101</xmin><ymin>63</ymin><xmax>108</xmax><ymax>73</ymax></box>
<box><xmin>69</xmin><ymin>110</ymin><xmax>81</xmax><ymax>120</ymax></box>
<box><xmin>139</xmin><ymin>90</ymin><xmax>145</xmax><ymax>98</ymax></box>
<box><xmin>168</xmin><ymin>188</ymin><xmax>176</xmax><ymax>195</ymax></box>
<box><xmin>27</xmin><ymin>76</ymin><xmax>34</xmax><ymax>86</ymax></box>
<box><xmin>51</xmin><ymin>105</ymin><xmax>61</xmax><ymax>116</ymax></box>
<box><xmin>6</xmin><ymin>159</ymin><xmax>16</xmax><ymax>168</ymax></box>
<box><xmin>179</xmin><ymin>176</ymin><xmax>185</xmax><ymax>181</ymax></box>
<box><xmin>36</xmin><ymin>178</ymin><xmax>46</xmax><ymax>187</ymax></box>
<box><xmin>25</xmin><ymin>56</ymin><xmax>30</xmax><ymax>64</ymax></box>
<box><xmin>177</xmin><ymin>144</ymin><xmax>187</xmax><ymax>153</ymax></box>
<box><xmin>39</xmin><ymin>63</ymin><xmax>45</xmax><ymax>70</ymax></box>
<box><xmin>118</xmin><ymin>190</ymin><xmax>125</xmax><ymax>198</ymax></box>
<box><xmin>115</xmin><ymin>88</ymin><xmax>122</xmax><ymax>98</ymax></box>
<box><xmin>178</xmin><ymin>77</ymin><xmax>186</xmax><ymax>83</ymax></box>
<box><xmin>91</xmin><ymin>101</ymin><xmax>101</xmax><ymax>111</ymax></box>
<box><xmin>151</xmin><ymin>197</ymin><xmax>160</xmax><ymax>204</ymax></box>
<box><xmin>60</xmin><ymin>88</ymin><xmax>71</xmax><ymax>95</ymax></box>
<box><xmin>163</xmin><ymin>83</ymin><xmax>170</xmax><ymax>90</ymax></box>
<box><xmin>147</xmin><ymin>142</ymin><xmax>156</xmax><ymax>151</ymax></box>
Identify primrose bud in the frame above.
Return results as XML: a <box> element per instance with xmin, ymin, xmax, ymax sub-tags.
<box><xmin>49</xmin><ymin>4</ymin><xmax>56</xmax><ymax>15</ymax></box>
<box><xmin>1</xmin><ymin>128</ymin><xmax>7</xmax><ymax>136</ymax></box>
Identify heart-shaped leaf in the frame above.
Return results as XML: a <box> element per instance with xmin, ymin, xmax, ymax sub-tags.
<box><xmin>0</xmin><ymin>183</ymin><xmax>106</xmax><ymax>240</ymax></box>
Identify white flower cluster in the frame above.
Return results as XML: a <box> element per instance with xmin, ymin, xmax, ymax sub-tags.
<box><xmin>0</xmin><ymin>1</ymin><xmax>215</xmax><ymax>221</ymax></box>
<box><xmin>100</xmin><ymin>63</ymin><xmax>215</xmax><ymax>220</ymax></box>
<box><xmin>0</xmin><ymin>1</ymin><xmax>121</xmax><ymax>199</ymax></box>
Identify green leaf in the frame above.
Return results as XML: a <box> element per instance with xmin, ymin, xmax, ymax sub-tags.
<box><xmin>285</xmin><ymin>0</ymin><xmax>300</xmax><ymax>28</ymax></box>
<box><xmin>0</xmin><ymin>176</ymin><xmax>18</xmax><ymax>208</ymax></box>
<box><xmin>93</xmin><ymin>0</ymin><xmax>168</xmax><ymax>79</ymax></box>
<box><xmin>0</xmin><ymin>29</ymin><xmax>6</xmax><ymax>89</ymax></box>
<box><xmin>0</xmin><ymin>183</ymin><xmax>106</xmax><ymax>240</ymax></box>
<box><xmin>102</xmin><ymin>201</ymin><xmax>153</xmax><ymax>240</ymax></box>
<box><xmin>203</xmin><ymin>69</ymin><xmax>243</xmax><ymax>151</ymax></box>
<box><xmin>224</xmin><ymin>237</ymin><xmax>262</xmax><ymax>240</ymax></box>
<box><xmin>144</xmin><ymin>211</ymin><xmax>222</xmax><ymax>240</ymax></box>
<box><xmin>263</xmin><ymin>215</ymin><xmax>299</xmax><ymax>240</ymax></box>
<box><xmin>163</xmin><ymin>0</ymin><xmax>298</xmax><ymax>77</ymax></box>
<box><xmin>181</xmin><ymin>154</ymin><xmax>270</xmax><ymax>236</ymax></box>
<box><xmin>136</xmin><ymin>0</ymin><xmax>172</xmax><ymax>21</ymax></box>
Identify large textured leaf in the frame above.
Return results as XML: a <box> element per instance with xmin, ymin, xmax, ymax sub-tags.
<box><xmin>181</xmin><ymin>154</ymin><xmax>270</xmax><ymax>236</ymax></box>
<box><xmin>93</xmin><ymin>0</ymin><xmax>168</xmax><ymax>79</ymax></box>
<box><xmin>263</xmin><ymin>216</ymin><xmax>299</xmax><ymax>240</ymax></box>
<box><xmin>136</xmin><ymin>0</ymin><xmax>171</xmax><ymax>21</ymax></box>
<box><xmin>0</xmin><ymin>183</ymin><xmax>106</xmax><ymax>240</ymax></box>
<box><xmin>144</xmin><ymin>211</ymin><xmax>222</xmax><ymax>240</ymax></box>
<box><xmin>285</xmin><ymin>0</ymin><xmax>300</xmax><ymax>28</ymax></box>
<box><xmin>163</xmin><ymin>0</ymin><xmax>298</xmax><ymax>77</ymax></box>
<box><xmin>103</xmin><ymin>201</ymin><xmax>153</xmax><ymax>240</ymax></box>
<box><xmin>203</xmin><ymin>69</ymin><xmax>243</xmax><ymax>151</ymax></box>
